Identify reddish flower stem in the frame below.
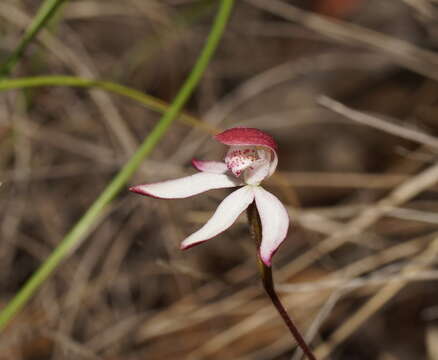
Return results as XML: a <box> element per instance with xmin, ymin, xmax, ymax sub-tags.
<box><xmin>259</xmin><ymin>260</ymin><xmax>317</xmax><ymax>360</ymax></box>
<box><xmin>247</xmin><ymin>203</ymin><xmax>317</xmax><ymax>360</ymax></box>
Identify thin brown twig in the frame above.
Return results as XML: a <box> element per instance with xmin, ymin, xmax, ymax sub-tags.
<box><xmin>319</xmin><ymin>96</ymin><xmax>438</xmax><ymax>150</ymax></box>
<box><xmin>172</xmin><ymin>51</ymin><xmax>389</xmax><ymax>165</ymax></box>
<box><xmin>314</xmin><ymin>235</ymin><xmax>438</xmax><ymax>358</ymax></box>
<box><xmin>275</xmin><ymin>159</ymin><xmax>438</xmax><ymax>281</ymax></box>
<box><xmin>246</xmin><ymin>0</ymin><xmax>438</xmax><ymax>81</ymax></box>
<box><xmin>134</xmin><ymin>230</ymin><xmax>428</xmax><ymax>353</ymax></box>
<box><xmin>0</xmin><ymin>2</ymin><xmax>138</xmax><ymax>154</ymax></box>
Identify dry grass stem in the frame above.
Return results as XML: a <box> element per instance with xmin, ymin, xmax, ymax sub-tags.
<box><xmin>2</xmin><ymin>0</ymin><xmax>438</xmax><ymax>358</ymax></box>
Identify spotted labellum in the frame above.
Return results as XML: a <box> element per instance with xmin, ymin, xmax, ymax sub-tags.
<box><xmin>129</xmin><ymin>127</ymin><xmax>289</xmax><ymax>266</ymax></box>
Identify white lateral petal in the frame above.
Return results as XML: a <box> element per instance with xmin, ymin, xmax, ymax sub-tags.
<box><xmin>130</xmin><ymin>173</ymin><xmax>240</xmax><ymax>199</ymax></box>
<box><xmin>181</xmin><ymin>185</ymin><xmax>255</xmax><ymax>249</ymax></box>
<box><xmin>192</xmin><ymin>159</ymin><xmax>228</xmax><ymax>174</ymax></box>
<box><xmin>254</xmin><ymin>186</ymin><xmax>289</xmax><ymax>266</ymax></box>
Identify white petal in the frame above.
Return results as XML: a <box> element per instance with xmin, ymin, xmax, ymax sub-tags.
<box><xmin>181</xmin><ymin>186</ymin><xmax>255</xmax><ymax>249</ymax></box>
<box><xmin>254</xmin><ymin>186</ymin><xmax>289</xmax><ymax>266</ymax></box>
<box><xmin>192</xmin><ymin>159</ymin><xmax>228</xmax><ymax>174</ymax></box>
<box><xmin>130</xmin><ymin>173</ymin><xmax>241</xmax><ymax>199</ymax></box>
<box><xmin>268</xmin><ymin>153</ymin><xmax>278</xmax><ymax>177</ymax></box>
<box><xmin>244</xmin><ymin>159</ymin><xmax>270</xmax><ymax>185</ymax></box>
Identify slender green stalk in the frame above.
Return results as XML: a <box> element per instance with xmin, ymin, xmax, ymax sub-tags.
<box><xmin>0</xmin><ymin>76</ymin><xmax>203</xmax><ymax>129</ymax></box>
<box><xmin>247</xmin><ymin>204</ymin><xmax>317</xmax><ymax>360</ymax></box>
<box><xmin>0</xmin><ymin>0</ymin><xmax>68</xmax><ymax>77</ymax></box>
<box><xmin>0</xmin><ymin>0</ymin><xmax>234</xmax><ymax>331</ymax></box>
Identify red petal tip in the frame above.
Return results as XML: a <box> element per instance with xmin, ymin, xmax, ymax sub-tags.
<box><xmin>180</xmin><ymin>240</ymin><xmax>208</xmax><ymax>251</ymax></box>
<box><xmin>259</xmin><ymin>251</ymin><xmax>273</xmax><ymax>267</ymax></box>
<box><xmin>129</xmin><ymin>186</ymin><xmax>141</xmax><ymax>194</ymax></box>
<box><xmin>129</xmin><ymin>185</ymin><xmax>161</xmax><ymax>199</ymax></box>
<box><xmin>191</xmin><ymin>158</ymin><xmax>201</xmax><ymax>170</ymax></box>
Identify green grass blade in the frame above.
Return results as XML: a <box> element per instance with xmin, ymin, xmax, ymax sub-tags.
<box><xmin>0</xmin><ymin>0</ymin><xmax>234</xmax><ymax>331</ymax></box>
<box><xmin>0</xmin><ymin>76</ymin><xmax>212</xmax><ymax>131</ymax></box>
<box><xmin>0</xmin><ymin>0</ymin><xmax>68</xmax><ymax>77</ymax></box>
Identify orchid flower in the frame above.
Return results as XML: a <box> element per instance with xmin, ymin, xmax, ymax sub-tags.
<box><xmin>129</xmin><ymin>127</ymin><xmax>289</xmax><ymax>266</ymax></box>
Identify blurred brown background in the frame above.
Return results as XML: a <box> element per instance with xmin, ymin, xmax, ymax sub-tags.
<box><xmin>1</xmin><ymin>0</ymin><xmax>438</xmax><ymax>359</ymax></box>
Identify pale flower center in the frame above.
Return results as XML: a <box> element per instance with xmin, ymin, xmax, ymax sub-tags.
<box><xmin>224</xmin><ymin>146</ymin><xmax>271</xmax><ymax>181</ymax></box>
